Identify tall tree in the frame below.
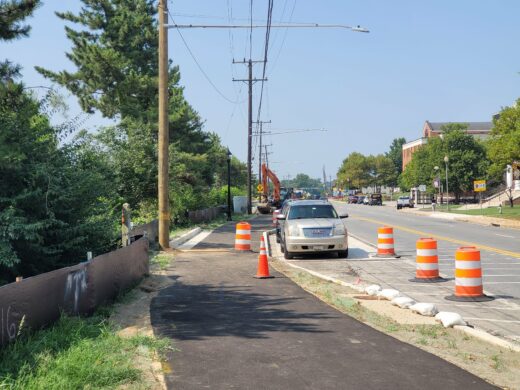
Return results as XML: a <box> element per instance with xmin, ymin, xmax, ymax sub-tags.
<box><xmin>386</xmin><ymin>137</ymin><xmax>406</xmax><ymax>176</ymax></box>
<box><xmin>401</xmin><ymin>126</ymin><xmax>489</xmax><ymax>201</ymax></box>
<box><xmin>487</xmin><ymin>99</ymin><xmax>520</xmax><ymax>181</ymax></box>
<box><xmin>0</xmin><ymin>0</ymin><xmax>40</xmax><ymax>41</ymax></box>
<box><xmin>337</xmin><ymin>152</ymin><xmax>370</xmax><ymax>189</ymax></box>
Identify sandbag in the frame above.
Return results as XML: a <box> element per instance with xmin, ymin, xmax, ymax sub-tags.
<box><xmin>365</xmin><ymin>284</ymin><xmax>382</xmax><ymax>296</ymax></box>
<box><xmin>435</xmin><ymin>312</ymin><xmax>466</xmax><ymax>328</ymax></box>
<box><xmin>410</xmin><ymin>302</ymin><xmax>438</xmax><ymax>317</ymax></box>
<box><xmin>391</xmin><ymin>296</ymin><xmax>416</xmax><ymax>309</ymax></box>
<box><xmin>378</xmin><ymin>288</ymin><xmax>401</xmax><ymax>300</ymax></box>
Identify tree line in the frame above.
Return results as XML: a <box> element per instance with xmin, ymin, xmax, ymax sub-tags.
<box><xmin>0</xmin><ymin>0</ymin><xmax>247</xmax><ymax>284</ymax></box>
<box><xmin>337</xmin><ymin>110</ymin><xmax>520</xmax><ymax>202</ymax></box>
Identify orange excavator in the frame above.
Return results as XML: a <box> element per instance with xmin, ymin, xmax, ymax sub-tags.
<box><xmin>257</xmin><ymin>163</ymin><xmax>281</xmax><ymax>214</ymax></box>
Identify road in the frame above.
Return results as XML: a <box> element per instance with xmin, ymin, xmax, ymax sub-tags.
<box><xmin>331</xmin><ymin>201</ymin><xmax>520</xmax><ymax>343</ymax></box>
<box><xmin>150</xmin><ymin>216</ymin><xmax>495</xmax><ymax>389</ymax></box>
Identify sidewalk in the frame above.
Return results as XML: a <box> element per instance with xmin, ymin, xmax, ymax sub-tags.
<box><xmin>150</xmin><ymin>215</ymin><xmax>495</xmax><ymax>389</ymax></box>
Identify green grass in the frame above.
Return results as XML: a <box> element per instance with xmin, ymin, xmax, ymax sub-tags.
<box><xmin>0</xmin><ymin>312</ymin><xmax>171</xmax><ymax>389</ymax></box>
<box><xmin>150</xmin><ymin>252</ymin><xmax>172</xmax><ymax>270</ymax></box>
<box><xmin>419</xmin><ymin>203</ymin><xmax>520</xmax><ymax>220</ymax></box>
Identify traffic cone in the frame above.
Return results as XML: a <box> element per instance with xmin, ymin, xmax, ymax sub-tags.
<box><xmin>255</xmin><ymin>236</ymin><xmax>274</xmax><ymax>279</ymax></box>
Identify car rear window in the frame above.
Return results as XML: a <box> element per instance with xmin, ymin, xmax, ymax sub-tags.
<box><xmin>288</xmin><ymin>205</ymin><xmax>338</xmax><ymax>220</ymax></box>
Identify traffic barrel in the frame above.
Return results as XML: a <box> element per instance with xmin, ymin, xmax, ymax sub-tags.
<box><xmin>235</xmin><ymin>222</ymin><xmax>251</xmax><ymax>251</ymax></box>
<box><xmin>255</xmin><ymin>235</ymin><xmax>274</xmax><ymax>279</ymax></box>
<box><xmin>272</xmin><ymin>210</ymin><xmax>280</xmax><ymax>227</ymax></box>
<box><xmin>376</xmin><ymin>226</ymin><xmax>397</xmax><ymax>257</ymax></box>
<box><xmin>446</xmin><ymin>247</ymin><xmax>493</xmax><ymax>302</ymax></box>
<box><xmin>410</xmin><ymin>238</ymin><xmax>445</xmax><ymax>283</ymax></box>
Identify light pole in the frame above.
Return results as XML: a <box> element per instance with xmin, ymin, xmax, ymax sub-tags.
<box><xmin>444</xmin><ymin>156</ymin><xmax>449</xmax><ymax>211</ymax></box>
<box><xmin>227</xmin><ymin>149</ymin><xmax>232</xmax><ymax>221</ymax></box>
<box><xmin>433</xmin><ymin>166</ymin><xmax>440</xmax><ymax>204</ymax></box>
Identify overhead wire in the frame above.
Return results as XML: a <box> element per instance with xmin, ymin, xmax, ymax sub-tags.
<box><xmin>268</xmin><ymin>0</ymin><xmax>296</xmax><ymax>76</ymax></box>
<box><xmin>167</xmin><ymin>9</ymin><xmax>243</xmax><ymax>104</ymax></box>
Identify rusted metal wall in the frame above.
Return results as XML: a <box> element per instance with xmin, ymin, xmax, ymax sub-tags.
<box><xmin>129</xmin><ymin>219</ymin><xmax>158</xmax><ymax>244</ymax></box>
<box><xmin>0</xmin><ymin>238</ymin><xmax>149</xmax><ymax>348</ymax></box>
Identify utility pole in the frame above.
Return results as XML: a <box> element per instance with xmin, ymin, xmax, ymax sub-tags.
<box><xmin>253</xmin><ymin>120</ymin><xmax>271</xmax><ymax>180</ymax></box>
<box><xmin>158</xmin><ymin>0</ymin><xmax>169</xmax><ymax>249</ymax></box>
<box><xmin>233</xmin><ymin>59</ymin><xmax>267</xmax><ymax>214</ymax></box>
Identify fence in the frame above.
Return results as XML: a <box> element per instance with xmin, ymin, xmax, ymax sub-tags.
<box><xmin>0</xmin><ymin>237</ymin><xmax>149</xmax><ymax>348</ymax></box>
<box><xmin>187</xmin><ymin>206</ymin><xmax>225</xmax><ymax>223</ymax></box>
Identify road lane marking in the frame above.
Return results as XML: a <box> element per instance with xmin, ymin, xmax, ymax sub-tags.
<box><xmin>464</xmin><ymin>318</ymin><xmax>520</xmax><ymax>324</ymax></box>
<box><xmin>496</xmin><ymin>234</ymin><xmax>515</xmax><ymax>238</ymax></box>
<box><xmin>350</xmin><ymin>216</ymin><xmax>520</xmax><ymax>259</ymax></box>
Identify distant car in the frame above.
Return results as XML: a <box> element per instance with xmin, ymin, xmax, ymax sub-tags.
<box><xmin>348</xmin><ymin>195</ymin><xmax>358</xmax><ymax>204</ymax></box>
<box><xmin>369</xmin><ymin>193</ymin><xmax>383</xmax><ymax>206</ymax></box>
<box><xmin>397</xmin><ymin>196</ymin><xmax>414</xmax><ymax>210</ymax></box>
<box><xmin>278</xmin><ymin>200</ymin><xmax>349</xmax><ymax>259</ymax></box>
<box><xmin>363</xmin><ymin>196</ymin><xmax>370</xmax><ymax>205</ymax></box>
<box><xmin>357</xmin><ymin>196</ymin><xmax>365</xmax><ymax>204</ymax></box>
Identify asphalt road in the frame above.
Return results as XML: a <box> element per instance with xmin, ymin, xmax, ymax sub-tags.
<box><xmin>150</xmin><ymin>216</ymin><xmax>496</xmax><ymax>389</ymax></box>
<box><xmin>331</xmin><ymin>201</ymin><xmax>520</xmax><ymax>342</ymax></box>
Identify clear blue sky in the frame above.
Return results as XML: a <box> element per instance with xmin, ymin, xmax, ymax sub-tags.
<box><xmin>3</xmin><ymin>0</ymin><xmax>520</xmax><ymax>181</ymax></box>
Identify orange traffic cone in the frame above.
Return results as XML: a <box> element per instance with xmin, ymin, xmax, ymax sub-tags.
<box><xmin>255</xmin><ymin>236</ymin><xmax>274</xmax><ymax>279</ymax></box>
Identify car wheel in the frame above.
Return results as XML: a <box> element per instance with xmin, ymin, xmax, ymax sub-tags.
<box><xmin>280</xmin><ymin>242</ymin><xmax>285</xmax><ymax>253</ymax></box>
<box><xmin>276</xmin><ymin>235</ymin><xmax>280</xmax><ymax>243</ymax></box>
<box><xmin>337</xmin><ymin>249</ymin><xmax>349</xmax><ymax>258</ymax></box>
<box><xmin>284</xmin><ymin>249</ymin><xmax>294</xmax><ymax>259</ymax></box>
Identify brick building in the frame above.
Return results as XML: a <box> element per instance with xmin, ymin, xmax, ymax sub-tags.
<box><xmin>402</xmin><ymin>121</ymin><xmax>493</xmax><ymax>170</ymax></box>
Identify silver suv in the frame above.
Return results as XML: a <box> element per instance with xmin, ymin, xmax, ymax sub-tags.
<box><xmin>397</xmin><ymin>196</ymin><xmax>414</xmax><ymax>210</ymax></box>
<box><xmin>277</xmin><ymin>200</ymin><xmax>349</xmax><ymax>259</ymax></box>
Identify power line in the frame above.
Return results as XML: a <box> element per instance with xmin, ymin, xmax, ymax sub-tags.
<box><xmin>167</xmin><ymin>12</ymin><xmax>243</xmax><ymax>104</ymax></box>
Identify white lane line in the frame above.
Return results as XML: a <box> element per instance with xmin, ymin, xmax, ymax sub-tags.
<box><xmin>483</xmin><ymin>275</ymin><xmax>520</xmax><ymax>277</ymax></box>
<box><xmin>464</xmin><ymin>318</ymin><xmax>520</xmax><ymax>324</ymax></box>
<box><xmin>484</xmin><ymin>281</ymin><xmax>520</xmax><ymax>284</ymax></box>
<box><xmin>495</xmin><ymin>234</ymin><xmax>515</xmax><ymax>238</ymax></box>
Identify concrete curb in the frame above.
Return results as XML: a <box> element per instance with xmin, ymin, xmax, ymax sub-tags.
<box><xmin>169</xmin><ymin>227</ymin><xmax>202</xmax><ymax>248</ymax></box>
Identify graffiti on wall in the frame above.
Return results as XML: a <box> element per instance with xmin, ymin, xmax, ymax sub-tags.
<box><xmin>1</xmin><ymin>306</ymin><xmax>19</xmax><ymax>345</ymax></box>
<box><xmin>64</xmin><ymin>268</ymin><xmax>88</xmax><ymax>314</ymax></box>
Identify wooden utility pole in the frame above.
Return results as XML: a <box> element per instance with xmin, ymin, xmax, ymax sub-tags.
<box><xmin>233</xmin><ymin>59</ymin><xmax>266</xmax><ymax>214</ymax></box>
<box><xmin>158</xmin><ymin>0</ymin><xmax>170</xmax><ymax>248</ymax></box>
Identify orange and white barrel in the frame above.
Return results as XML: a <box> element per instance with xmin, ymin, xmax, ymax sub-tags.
<box><xmin>272</xmin><ymin>210</ymin><xmax>280</xmax><ymax>227</ymax></box>
<box><xmin>415</xmin><ymin>238</ymin><xmax>439</xmax><ymax>279</ymax></box>
<box><xmin>235</xmin><ymin>222</ymin><xmax>251</xmax><ymax>251</ymax></box>
<box><xmin>377</xmin><ymin>226</ymin><xmax>395</xmax><ymax>256</ymax></box>
<box><xmin>454</xmin><ymin>246</ymin><xmax>484</xmax><ymax>297</ymax></box>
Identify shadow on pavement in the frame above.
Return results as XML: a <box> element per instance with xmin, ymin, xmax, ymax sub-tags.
<box><xmin>150</xmin><ymin>280</ymin><xmax>335</xmax><ymax>340</ymax></box>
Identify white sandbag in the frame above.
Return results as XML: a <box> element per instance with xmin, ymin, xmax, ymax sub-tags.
<box><xmin>378</xmin><ymin>289</ymin><xmax>401</xmax><ymax>301</ymax></box>
<box><xmin>435</xmin><ymin>312</ymin><xmax>466</xmax><ymax>328</ymax></box>
<box><xmin>410</xmin><ymin>302</ymin><xmax>439</xmax><ymax>317</ymax></box>
<box><xmin>365</xmin><ymin>284</ymin><xmax>382</xmax><ymax>296</ymax></box>
<box><xmin>391</xmin><ymin>296</ymin><xmax>416</xmax><ymax>309</ymax></box>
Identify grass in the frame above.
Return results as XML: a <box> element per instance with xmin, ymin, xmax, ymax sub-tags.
<box><xmin>0</xmin><ymin>308</ymin><xmax>171</xmax><ymax>389</ymax></box>
<box><xmin>417</xmin><ymin>203</ymin><xmax>520</xmax><ymax>220</ymax></box>
<box><xmin>150</xmin><ymin>252</ymin><xmax>173</xmax><ymax>270</ymax></box>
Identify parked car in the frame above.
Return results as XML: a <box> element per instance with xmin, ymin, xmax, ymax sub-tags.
<box><xmin>369</xmin><ymin>193</ymin><xmax>383</xmax><ymax>206</ymax></box>
<box><xmin>348</xmin><ymin>195</ymin><xmax>358</xmax><ymax>204</ymax></box>
<box><xmin>397</xmin><ymin>196</ymin><xmax>414</xmax><ymax>209</ymax></box>
<box><xmin>276</xmin><ymin>199</ymin><xmax>293</xmax><ymax>243</ymax></box>
<box><xmin>357</xmin><ymin>196</ymin><xmax>365</xmax><ymax>204</ymax></box>
<box><xmin>278</xmin><ymin>200</ymin><xmax>349</xmax><ymax>259</ymax></box>
<box><xmin>363</xmin><ymin>196</ymin><xmax>370</xmax><ymax>205</ymax></box>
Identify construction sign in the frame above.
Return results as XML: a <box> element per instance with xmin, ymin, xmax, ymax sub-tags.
<box><xmin>257</xmin><ymin>184</ymin><xmax>264</xmax><ymax>193</ymax></box>
<box><xmin>473</xmin><ymin>180</ymin><xmax>486</xmax><ymax>192</ymax></box>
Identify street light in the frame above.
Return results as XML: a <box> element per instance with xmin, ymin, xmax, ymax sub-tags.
<box><xmin>227</xmin><ymin>149</ymin><xmax>232</xmax><ymax>221</ymax></box>
<box><xmin>444</xmin><ymin>156</ymin><xmax>449</xmax><ymax>211</ymax></box>
<box><xmin>433</xmin><ymin>166</ymin><xmax>440</xmax><ymax>204</ymax></box>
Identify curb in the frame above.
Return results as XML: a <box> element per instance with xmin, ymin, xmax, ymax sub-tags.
<box><xmin>268</xmin><ymin>235</ymin><xmax>520</xmax><ymax>353</ymax></box>
<box><xmin>169</xmin><ymin>227</ymin><xmax>202</xmax><ymax>248</ymax></box>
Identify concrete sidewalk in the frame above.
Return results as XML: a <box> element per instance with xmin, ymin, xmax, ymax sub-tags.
<box><xmin>150</xmin><ymin>215</ymin><xmax>495</xmax><ymax>389</ymax></box>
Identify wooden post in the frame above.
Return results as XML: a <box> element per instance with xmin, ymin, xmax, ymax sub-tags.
<box><xmin>122</xmin><ymin>203</ymin><xmax>132</xmax><ymax>247</ymax></box>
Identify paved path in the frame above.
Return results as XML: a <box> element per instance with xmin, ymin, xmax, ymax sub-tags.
<box><xmin>150</xmin><ymin>215</ymin><xmax>495</xmax><ymax>389</ymax></box>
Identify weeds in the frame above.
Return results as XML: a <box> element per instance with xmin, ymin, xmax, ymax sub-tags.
<box><xmin>491</xmin><ymin>354</ymin><xmax>503</xmax><ymax>371</ymax></box>
<box><xmin>0</xmin><ymin>312</ymin><xmax>171</xmax><ymax>389</ymax></box>
<box><xmin>151</xmin><ymin>253</ymin><xmax>172</xmax><ymax>270</ymax></box>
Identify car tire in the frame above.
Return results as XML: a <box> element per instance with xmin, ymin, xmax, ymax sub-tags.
<box><xmin>337</xmin><ymin>249</ymin><xmax>348</xmax><ymax>258</ymax></box>
<box><xmin>280</xmin><ymin>242</ymin><xmax>285</xmax><ymax>253</ymax></box>
<box><xmin>276</xmin><ymin>235</ymin><xmax>280</xmax><ymax>243</ymax></box>
<box><xmin>284</xmin><ymin>250</ymin><xmax>294</xmax><ymax>259</ymax></box>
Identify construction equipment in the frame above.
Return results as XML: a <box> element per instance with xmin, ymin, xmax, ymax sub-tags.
<box><xmin>257</xmin><ymin>163</ymin><xmax>282</xmax><ymax>214</ymax></box>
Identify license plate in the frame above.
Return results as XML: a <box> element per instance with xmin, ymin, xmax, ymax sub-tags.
<box><xmin>313</xmin><ymin>245</ymin><xmax>325</xmax><ymax>250</ymax></box>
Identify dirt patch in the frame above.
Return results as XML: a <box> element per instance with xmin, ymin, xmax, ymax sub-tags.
<box><xmin>110</xmin><ymin>252</ymin><xmax>178</xmax><ymax>390</ymax></box>
<box><xmin>271</xmin><ymin>258</ymin><xmax>520</xmax><ymax>390</ymax></box>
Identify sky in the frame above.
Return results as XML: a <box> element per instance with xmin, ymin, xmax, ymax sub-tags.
<box><xmin>3</xmin><ymin>0</ymin><xmax>520</xmax><ymax>181</ymax></box>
